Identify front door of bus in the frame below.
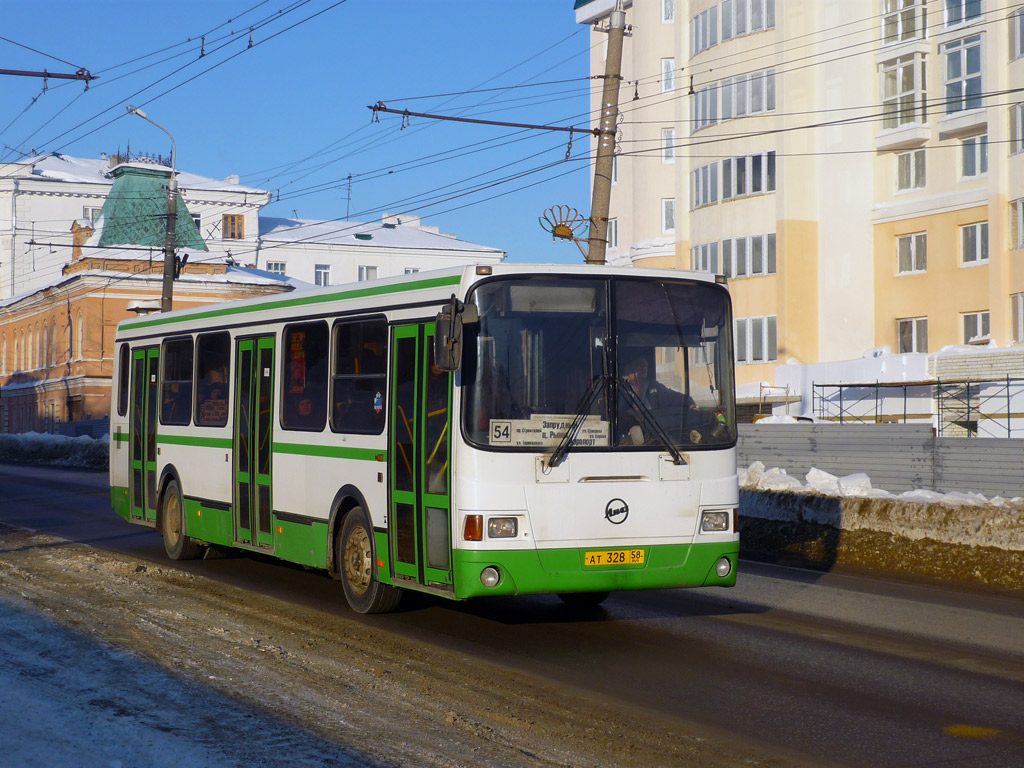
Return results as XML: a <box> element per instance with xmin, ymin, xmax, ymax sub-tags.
<box><xmin>233</xmin><ymin>336</ymin><xmax>275</xmax><ymax>549</ymax></box>
<box><xmin>390</xmin><ymin>324</ymin><xmax>453</xmax><ymax>589</ymax></box>
<box><xmin>129</xmin><ymin>346</ymin><xmax>159</xmax><ymax>523</ymax></box>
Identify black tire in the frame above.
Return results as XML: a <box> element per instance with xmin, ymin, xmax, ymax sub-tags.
<box><xmin>557</xmin><ymin>591</ymin><xmax>610</xmax><ymax>607</ymax></box>
<box><xmin>160</xmin><ymin>479</ymin><xmax>204</xmax><ymax>561</ymax></box>
<box><xmin>337</xmin><ymin>506</ymin><xmax>402</xmax><ymax>614</ymax></box>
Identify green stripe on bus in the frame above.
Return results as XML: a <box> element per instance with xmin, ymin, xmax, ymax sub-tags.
<box><xmin>274</xmin><ymin>442</ymin><xmax>384</xmax><ymax>462</ymax></box>
<box><xmin>121</xmin><ymin>274</ymin><xmax>463</xmax><ymax>330</ymax></box>
<box><xmin>112</xmin><ymin>432</ymin><xmax>129</xmax><ymax>443</ymax></box>
<box><xmin>156</xmin><ymin>434</ymin><xmax>234</xmax><ymax>449</ymax></box>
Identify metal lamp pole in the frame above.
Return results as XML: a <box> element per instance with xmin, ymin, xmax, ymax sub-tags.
<box><xmin>127</xmin><ymin>105</ymin><xmax>177</xmax><ymax>312</ymax></box>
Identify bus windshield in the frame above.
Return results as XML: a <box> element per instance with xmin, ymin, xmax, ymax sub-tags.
<box><xmin>461</xmin><ymin>275</ymin><xmax>736</xmax><ymax>453</ymax></box>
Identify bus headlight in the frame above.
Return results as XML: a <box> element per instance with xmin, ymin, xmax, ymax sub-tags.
<box><xmin>715</xmin><ymin>557</ymin><xmax>732</xmax><ymax>578</ymax></box>
<box><xmin>487</xmin><ymin>517</ymin><xmax>518</xmax><ymax>538</ymax></box>
<box><xmin>700</xmin><ymin>510</ymin><xmax>730</xmax><ymax>532</ymax></box>
<box><xmin>480</xmin><ymin>567</ymin><xmax>501</xmax><ymax>587</ymax></box>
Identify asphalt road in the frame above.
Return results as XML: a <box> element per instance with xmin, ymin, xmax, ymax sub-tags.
<box><xmin>2</xmin><ymin>463</ymin><xmax>1023</xmax><ymax>768</ymax></box>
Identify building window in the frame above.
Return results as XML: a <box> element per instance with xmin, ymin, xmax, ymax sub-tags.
<box><xmin>1011</xmin><ymin>104</ymin><xmax>1024</xmax><ymax>153</ymax></box>
<box><xmin>661</xmin><ymin>58</ymin><xmax>676</xmax><ymax>93</ymax></box>
<box><xmin>691</xmin><ymin>162</ymin><xmax>719</xmax><ymax>208</ymax></box>
<box><xmin>190</xmin><ymin>213</ymin><xmax>201</xmax><ymax>233</ymax></box>
<box><xmin>722</xmin><ymin>0</ymin><xmax>776</xmax><ymax>40</ymax></box>
<box><xmin>693</xmin><ymin>86</ymin><xmax>718</xmax><ymax>131</ymax></box>
<box><xmin>83</xmin><ymin>206</ymin><xmax>102</xmax><ymax>224</ymax></box>
<box><xmin>692</xmin><ymin>242</ymin><xmax>719</xmax><ymax>272</ymax></box>
<box><xmin>692</xmin><ymin>6</ymin><xmax>718</xmax><ymax>54</ymax></box>
<box><xmin>882</xmin><ymin>0</ymin><xmax>921</xmax><ymax>44</ymax></box>
<box><xmin>897</xmin><ymin>149</ymin><xmax>926</xmax><ymax>191</ymax></box>
<box><xmin>961</xmin><ymin>134</ymin><xmax>988</xmax><ymax>177</ymax></box>
<box><xmin>662</xmin><ymin>199</ymin><xmax>676</xmax><ymax>233</ymax></box>
<box><xmin>662</xmin><ymin>128</ymin><xmax>676</xmax><ymax>162</ymax></box>
<box><xmin>735</xmin><ymin>316</ymin><xmax>777</xmax><ymax>364</ymax></box>
<box><xmin>722</xmin><ymin>151</ymin><xmax>776</xmax><ymax>200</ymax></box>
<box><xmin>897</xmin><ymin>317</ymin><xmax>928</xmax><ymax>353</ymax></box>
<box><xmin>357</xmin><ymin>265</ymin><xmax>378</xmax><ymax>281</ymax></box>
<box><xmin>1012</xmin><ymin>293</ymin><xmax>1024</xmax><ymax>343</ymax></box>
<box><xmin>222</xmin><ymin>214</ymin><xmax>244</xmax><ymax>240</ymax></box>
<box><xmin>962</xmin><ymin>310</ymin><xmax>990</xmax><ymax>343</ymax></box>
<box><xmin>945</xmin><ymin>0</ymin><xmax>981</xmax><ymax>27</ymax></box>
<box><xmin>1013</xmin><ymin>8</ymin><xmax>1024</xmax><ymax>60</ymax></box>
<box><xmin>722</xmin><ymin>233</ymin><xmax>776</xmax><ymax>278</ymax></box>
<box><xmin>314</xmin><ymin>264</ymin><xmax>331</xmax><ymax>286</ymax></box>
<box><xmin>881</xmin><ymin>55</ymin><xmax>926</xmax><ymax>129</ymax></box>
<box><xmin>265</xmin><ymin>261</ymin><xmax>286</xmax><ymax>275</ymax></box>
<box><xmin>897</xmin><ymin>233</ymin><xmax>927</xmax><ymax>273</ymax></box>
<box><xmin>611</xmin><ymin>155</ymin><xmax>618</xmax><ymax>185</ymax></box>
<box><xmin>1012</xmin><ymin>200</ymin><xmax>1024</xmax><ymax>249</ymax></box>
<box><xmin>943</xmin><ymin>35</ymin><xmax>982</xmax><ymax>114</ymax></box>
<box><xmin>404</xmin><ymin>267</ymin><xmax>420</xmax><ymax>274</ymax></box>
<box><xmin>76</xmin><ymin>314</ymin><xmax>84</xmax><ymax>360</ymax></box>
<box><xmin>663</xmin><ymin>0</ymin><xmax>675</xmax><ymax>23</ymax></box>
<box><xmin>961</xmin><ymin>222</ymin><xmax>988</xmax><ymax>264</ymax></box>
<box><xmin>721</xmin><ymin>69</ymin><xmax>776</xmax><ymax>120</ymax></box>
<box><xmin>607</xmin><ymin>218</ymin><xmax>618</xmax><ymax>250</ymax></box>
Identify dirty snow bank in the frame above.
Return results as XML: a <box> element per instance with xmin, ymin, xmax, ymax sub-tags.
<box><xmin>740</xmin><ymin>461</ymin><xmax>1024</xmax><ymax>552</ymax></box>
<box><xmin>0</xmin><ymin>432</ymin><xmax>107</xmax><ymax>470</ymax></box>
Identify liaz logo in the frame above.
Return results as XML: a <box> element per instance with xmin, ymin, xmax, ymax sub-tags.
<box><xmin>605</xmin><ymin>498</ymin><xmax>629</xmax><ymax>525</ymax></box>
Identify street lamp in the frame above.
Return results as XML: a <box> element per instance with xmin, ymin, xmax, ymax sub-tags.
<box><xmin>126</xmin><ymin>105</ymin><xmax>178</xmax><ymax>312</ymax></box>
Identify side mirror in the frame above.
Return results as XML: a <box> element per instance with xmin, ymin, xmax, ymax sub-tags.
<box><xmin>434</xmin><ymin>295</ymin><xmax>477</xmax><ymax>372</ymax></box>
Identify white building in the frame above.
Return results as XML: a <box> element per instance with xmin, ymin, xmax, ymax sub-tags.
<box><xmin>256</xmin><ymin>214</ymin><xmax>504</xmax><ymax>287</ymax></box>
<box><xmin>0</xmin><ymin>153</ymin><xmax>504</xmax><ymax>300</ymax></box>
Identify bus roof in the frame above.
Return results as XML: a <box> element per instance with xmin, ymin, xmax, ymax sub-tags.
<box><xmin>115</xmin><ymin>263</ymin><xmax>723</xmax><ymax>339</ymax></box>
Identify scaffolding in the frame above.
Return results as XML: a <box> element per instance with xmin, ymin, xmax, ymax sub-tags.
<box><xmin>811</xmin><ymin>376</ymin><xmax>1024</xmax><ymax>437</ymax></box>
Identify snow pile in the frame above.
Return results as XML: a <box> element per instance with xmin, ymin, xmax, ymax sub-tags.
<box><xmin>740</xmin><ymin>461</ymin><xmax>1023</xmax><ymax>508</ymax></box>
<box><xmin>0</xmin><ymin>432</ymin><xmax>107</xmax><ymax>470</ymax></box>
<box><xmin>740</xmin><ymin>461</ymin><xmax>1024</xmax><ymax>551</ymax></box>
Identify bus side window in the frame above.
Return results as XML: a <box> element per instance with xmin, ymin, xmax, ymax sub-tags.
<box><xmin>282</xmin><ymin>321</ymin><xmax>329</xmax><ymax>431</ymax></box>
<box><xmin>195</xmin><ymin>332</ymin><xmax>231</xmax><ymax>427</ymax></box>
<box><xmin>331</xmin><ymin>319</ymin><xmax>387</xmax><ymax>434</ymax></box>
<box><xmin>161</xmin><ymin>337</ymin><xmax>194</xmax><ymax>426</ymax></box>
<box><xmin>117</xmin><ymin>343</ymin><xmax>130</xmax><ymax>416</ymax></box>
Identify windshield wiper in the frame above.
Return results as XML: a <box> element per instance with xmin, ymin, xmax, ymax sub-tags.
<box><xmin>548</xmin><ymin>375</ymin><xmax>609</xmax><ymax>469</ymax></box>
<box><xmin>617</xmin><ymin>378</ymin><xmax>686</xmax><ymax>465</ymax></box>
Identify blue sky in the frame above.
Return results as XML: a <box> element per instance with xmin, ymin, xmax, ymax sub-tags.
<box><xmin>0</xmin><ymin>0</ymin><xmax>595</xmax><ymax>263</ymax></box>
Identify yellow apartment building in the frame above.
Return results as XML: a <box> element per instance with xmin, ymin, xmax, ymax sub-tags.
<box><xmin>576</xmin><ymin>0</ymin><xmax>1024</xmax><ymax>389</ymax></box>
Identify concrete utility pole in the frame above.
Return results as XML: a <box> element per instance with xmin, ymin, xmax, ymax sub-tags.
<box><xmin>586</xmin><ymin>1</ymin><xmax>626</xmax><ymax>265</ymax></box>
<box><xmin>127</xmin><ymin>106</ymin><xmax>177</xmax><ymax>313</ymax></box>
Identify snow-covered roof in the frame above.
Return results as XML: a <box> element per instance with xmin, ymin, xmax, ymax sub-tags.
<box><xmin>0</xmin><ymin>265</ymin><xmax>296</xmax><ymax>310</ymax></box>
<box><xmin>258</xmin><ymin>217</ymin><xmax>504</xmax><ymax>254</ymax></box>
<box><xmin>18</xmin><ymin>153</ymin><xmax>265</xmax><ymax>194</ymax></box>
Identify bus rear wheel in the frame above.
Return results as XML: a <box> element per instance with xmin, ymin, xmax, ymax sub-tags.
<box><xmin>160</xmin><ymin>479</ymin><xmax>204</xmax><ymax>561</ymax></box>
<box><xmin>338</xmin><ymin>506</ymin><xmax>401</xmax><ymax>614</ymax></box>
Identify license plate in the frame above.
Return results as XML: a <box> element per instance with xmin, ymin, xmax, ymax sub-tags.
<box><xmin>583</xmin><ymin>548</ymin><xmax>645</xmax><ymax>567</ymax></box>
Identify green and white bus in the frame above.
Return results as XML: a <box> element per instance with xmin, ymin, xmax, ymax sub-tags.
<box><xmin>109</xmin><ymin>264</ymin><xmax>739</xmax><ymax>613</ymax></box>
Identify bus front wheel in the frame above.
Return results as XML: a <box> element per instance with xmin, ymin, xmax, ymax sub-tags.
<box><xmin>160</xmin><ymin>479</ymin><xmax>204</xmax><ymax>561</ymax></box>
<box><xmin>337</xmin><ymin>506</ymin><xmax>401</xmax><ymax>614</ymax></box>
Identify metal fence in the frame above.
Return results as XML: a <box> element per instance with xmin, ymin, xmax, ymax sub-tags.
<box><xmin>811</xmin><ymin>377</ymin><xmax>1024</xmax><ymax>438</ymax></box>
<box><xmin>738</xmin><ymin>422</ymin><xmax>1024</xmax><ymax>497</ymax></box>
